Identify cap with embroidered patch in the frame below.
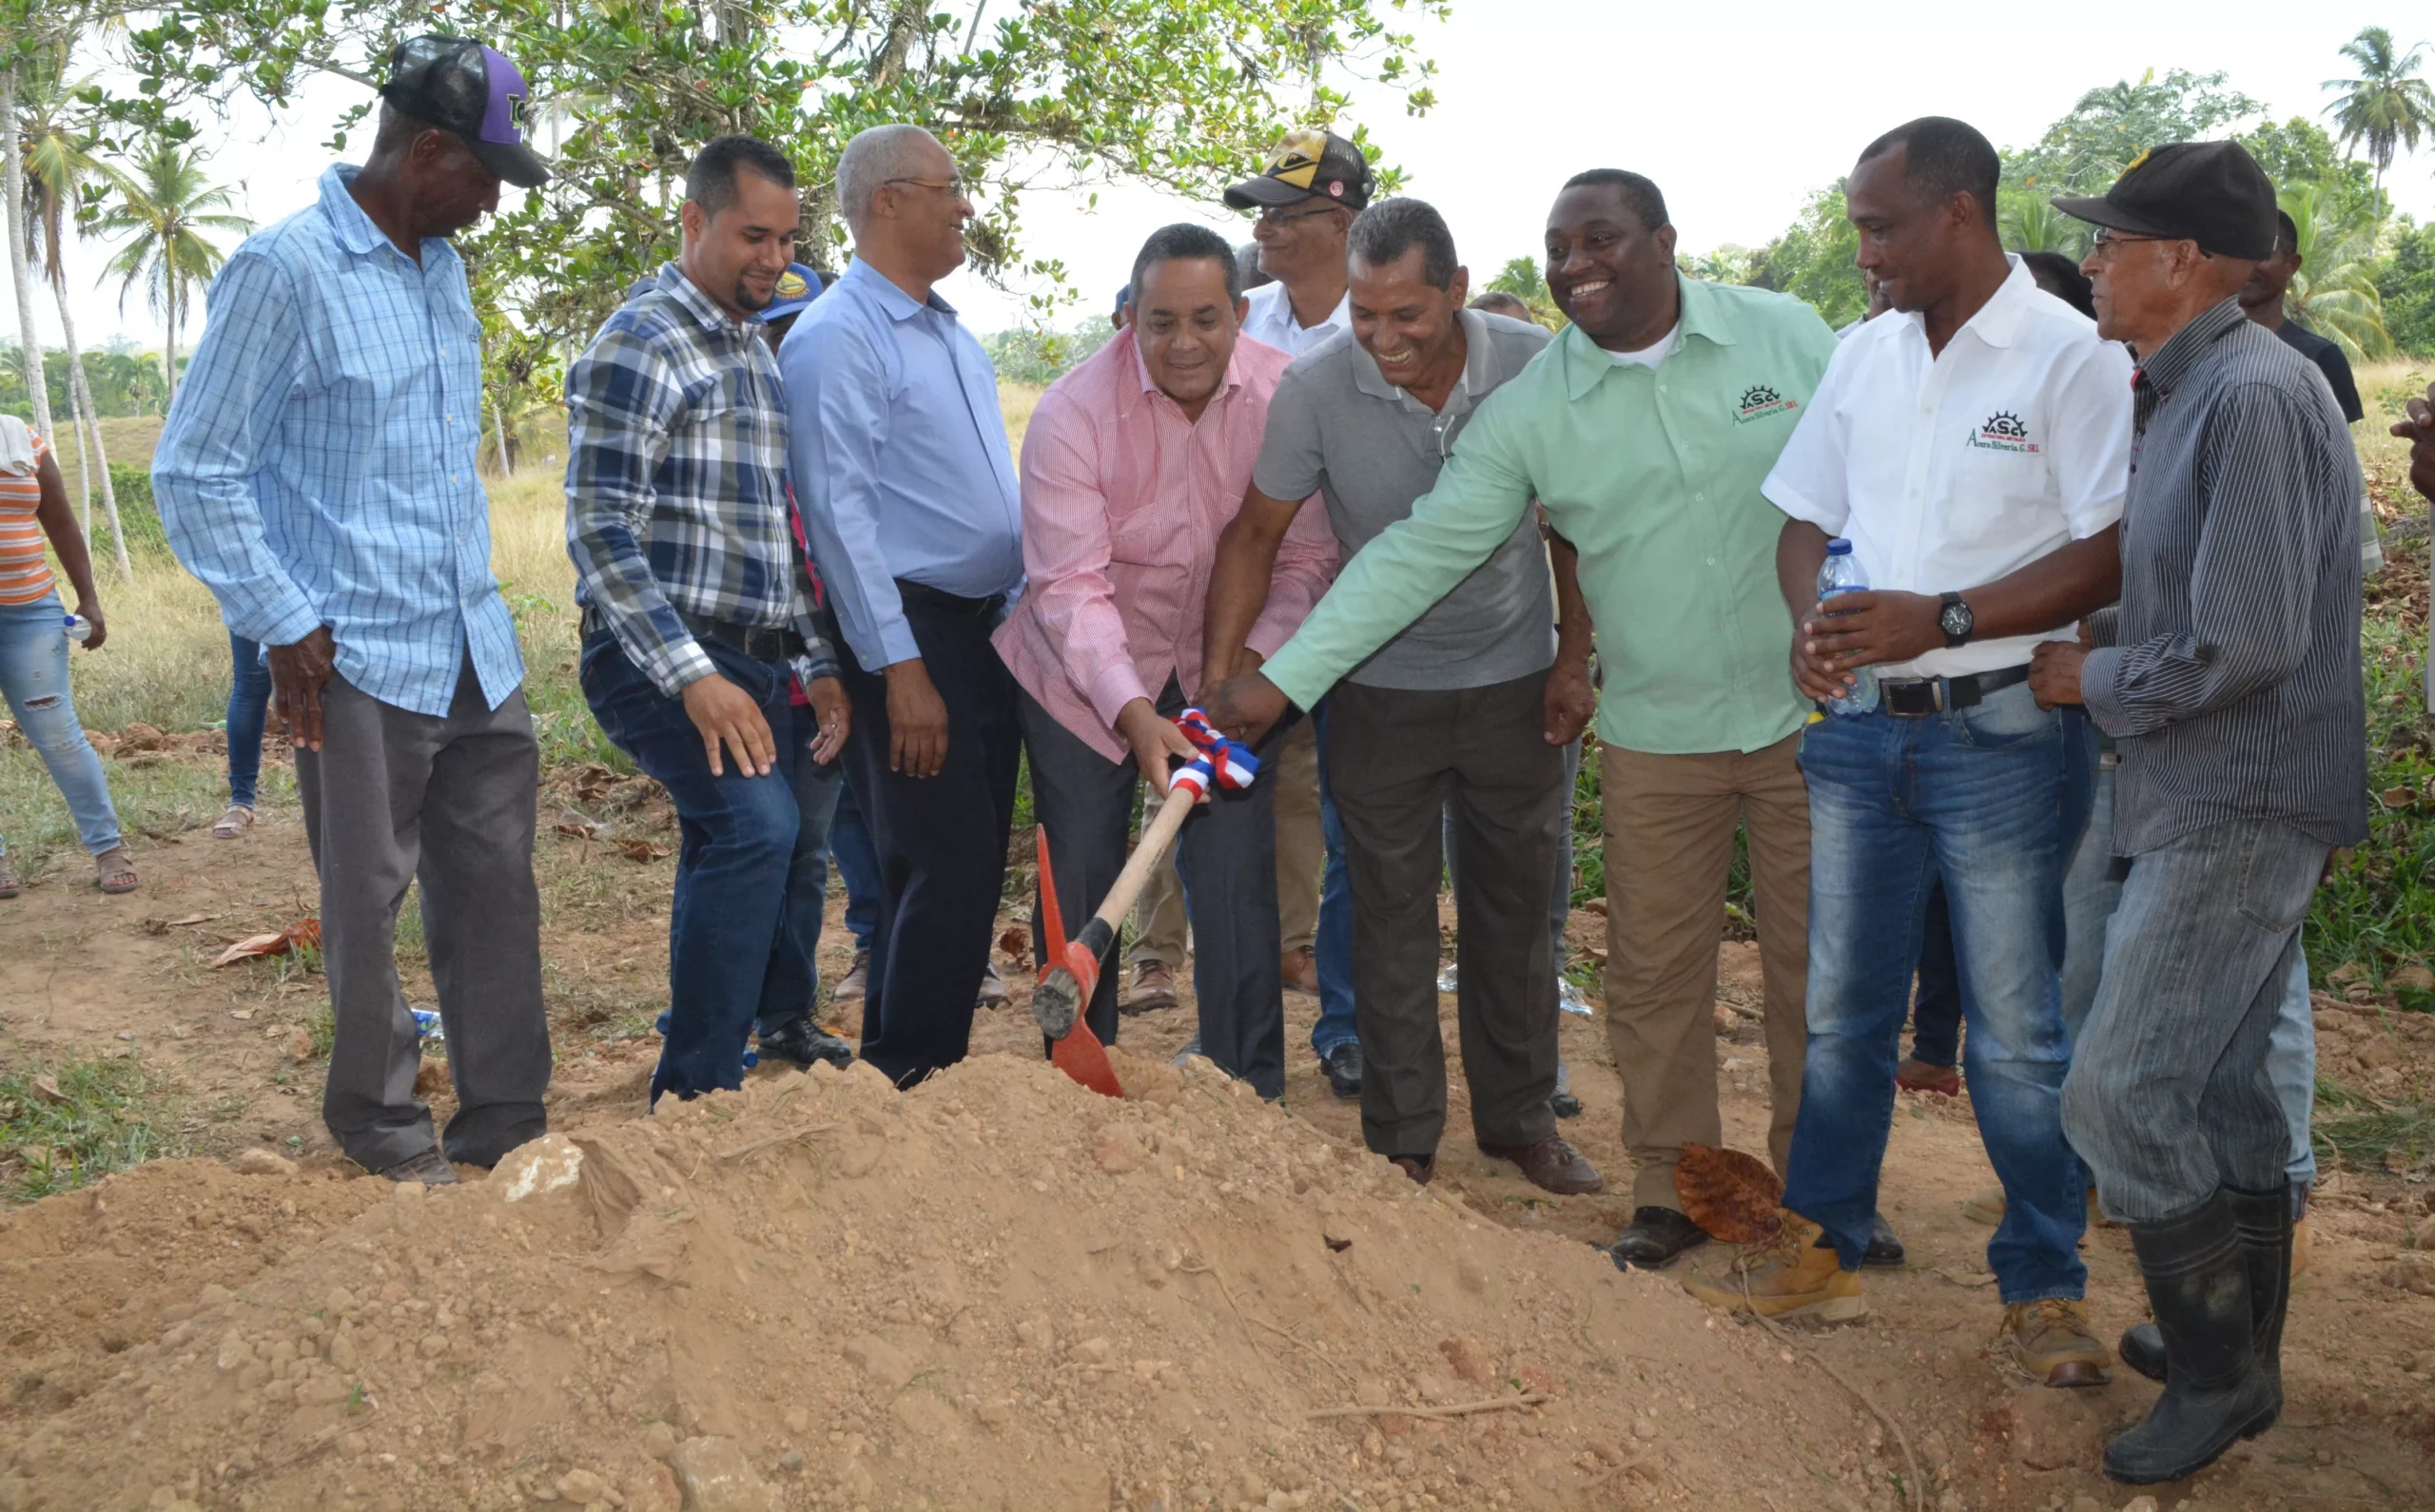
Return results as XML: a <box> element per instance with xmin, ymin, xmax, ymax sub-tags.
<box><xmin>756</xmin><ymin>263</ymin><xmax>830</xmax><ymax>323</ymax></box>
<box><xmin>2051</xmin><ymin>141</ymin><xmax>2274</xmax><ymax>261</ymax></box>
<box><xmin>380</xmin><ymin>34</ymin><xmax>550</xmax><ymax>189</ymax></box>
<box><xmin>1223</xmin><ymin>129</ymin><xmax>1373</xmax><ymax>211</ymax></box>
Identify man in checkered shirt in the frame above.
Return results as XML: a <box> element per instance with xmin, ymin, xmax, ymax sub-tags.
<box><xmin>565</xmin><ymin>135</ymin><xmax>854</xmax><ymax>1102</ymax></box>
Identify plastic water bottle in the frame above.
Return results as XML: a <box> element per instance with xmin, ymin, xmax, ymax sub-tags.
<box><xmin>1817</xmin><ymin>538</ymin><xmax>1879</xmax><ymax>716</ymax></box>
<box><xmin>62</xmin><ymin>613</ymin><xmax>91</xmax><ymax>645</ymax></box>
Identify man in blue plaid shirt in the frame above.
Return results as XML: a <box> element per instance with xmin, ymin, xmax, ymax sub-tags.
<box><xmin>155</xmin><ymin>36</ymin><xmax>555</xmax><ymax>1186</ymax></box>
<box><xmin>565</xmin><ymin>135</ymin><xmax>855</xmax><ymax>1101</ymax></box>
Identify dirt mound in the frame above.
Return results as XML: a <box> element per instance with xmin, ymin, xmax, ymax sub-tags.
<box><xmin>0</xmin><ymin>1051</ymin><xmax>1888</xmax><ymax>1512</ymax></box>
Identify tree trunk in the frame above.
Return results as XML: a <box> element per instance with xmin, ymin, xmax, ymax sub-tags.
<box><xmin>66</xmin><ymin>365</ymin><xmax>89</xmax><ymax>527</ymax></box>
<box><xmin>163</xmin><ymin>271</ymin><xmax>180</xmax><ymax>403</ymax></box>
<box><xmin>1</xmin><ymin>66</ymin><xmax>56</xmax><ymax>439</ymax></box>
<box><xmin>493</xmin><ymin>397</ymin><xmax>514</xmax><ymax>477</ymax></box>
<box><xmin>52</xmin><ymin>274</ymin><xmax>128</xmax><ymax>579</ymax></box>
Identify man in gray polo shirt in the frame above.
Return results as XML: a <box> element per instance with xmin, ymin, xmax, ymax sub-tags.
<box><xmin>1203</xmin><ymin>198</ymin><xmax>1601</xmax><ymax>1195</ymax></box>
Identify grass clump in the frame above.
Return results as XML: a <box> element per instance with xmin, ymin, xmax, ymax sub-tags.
<box><xmin>0</xmin><ymin>1058</ymin><xmax>185</xmax><ymax>1205</ymax></box>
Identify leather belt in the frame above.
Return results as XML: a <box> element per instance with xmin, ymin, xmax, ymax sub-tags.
<box><xmin>581</xmin><ymin>604</ymin><xmax>805</xmax><ymax>663</ymax></box>
<box><xmin>1875</xmin><ymin>663</ymin><xmax>2031</xmax><ymax>717</ymax></box>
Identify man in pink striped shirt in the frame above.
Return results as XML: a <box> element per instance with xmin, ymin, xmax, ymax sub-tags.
<box><xmin>994</xmin><ymin>223</ymin><xmax>1337</xmax><ymax>1097</ymax></box>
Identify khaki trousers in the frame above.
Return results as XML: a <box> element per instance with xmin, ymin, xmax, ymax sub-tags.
<box><xmin>1137</xmin><ymin>715</ymin><xmax>1322</xmax><ymax>965</ymax></box>
<box><xmin>1601</xmin><ymin>732</ymin><xmax>1810</xmax><ymax>1212</ymax></box>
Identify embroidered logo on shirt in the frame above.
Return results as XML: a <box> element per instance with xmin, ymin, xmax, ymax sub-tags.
<box><xmin>1968</xmin><ymin>410</ymin><xmax>2040</xmax><ymax>455</ymax></box>
<box><xmin>1733</xmin><ymin>384</ymin><xmax>1799</xmax><ymax>424</ymax></box>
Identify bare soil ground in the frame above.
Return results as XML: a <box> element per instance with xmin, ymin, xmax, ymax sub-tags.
<box><xmin>3</xmin><ymin>741</ymin><xmax>2434</xmax><ymax>1512</ymax></box>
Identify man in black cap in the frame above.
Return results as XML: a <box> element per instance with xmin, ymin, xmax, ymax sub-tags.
<box><xmin>155</xmin><ymin>35</ymin><xmax>552</xmax><ymax>1184</ymax></box>
<box><xmin>2241</xmin><ymin>209</ymin><xmax>2365</xmax><ymax>424</ymax></box>
<box><xmin>1225</xmin><ymin>129</ymin><xmax>1373</xmax><ymax>357</ymax></box>
<box><xmin>2035</xmin><ymin>142</ymin><xmax>2368</xmax><ymax>1484</ymax></box>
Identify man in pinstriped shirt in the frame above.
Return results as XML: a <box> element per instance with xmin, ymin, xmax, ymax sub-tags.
<box><xmin>566</xmin><ymin>136</ymin><xmax>852</xmax><ymax>1104</ymax></box>
<box><xmin>2038</xmin><ymin>141</ymin><xmax>2369</xmax><ymax>1485</ymax></box>
<box><xmin>156</xmin><ymin>37</ymin><xmax>553</xmax><ymax>1186</ymax></box>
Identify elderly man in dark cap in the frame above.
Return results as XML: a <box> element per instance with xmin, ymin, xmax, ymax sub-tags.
<box><xmin>2036</xmin><ymin>143</ymin><xmax>2368</xmax><ymax>1484</ymax></box>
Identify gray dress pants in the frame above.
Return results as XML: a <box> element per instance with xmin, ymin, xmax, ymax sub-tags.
<box><xmin>1016</xmin><ymin>675</ymin><xmax>1289</xmax><ymax>1097</ymax></box>
<box><xmin>296</xmin><ymin>656</ymin><xmax>551</xmax><ymax>1171</ymax></box>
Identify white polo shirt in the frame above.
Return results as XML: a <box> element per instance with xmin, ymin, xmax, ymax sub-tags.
<box><xmin>1242</xmin><ymin>280</ymin><xmax>1352</xmax><ymax>358</ymax></box>
<box><xmin>1763</xmin><ymin>256</ymin><xmax>2133</xmax><ymax>680</ymax></box>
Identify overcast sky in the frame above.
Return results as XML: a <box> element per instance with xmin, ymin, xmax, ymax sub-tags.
<box><xmin>24</xmin><ymin>0</ymin><xmax>2435</xmax><ymax>352</ymax></box>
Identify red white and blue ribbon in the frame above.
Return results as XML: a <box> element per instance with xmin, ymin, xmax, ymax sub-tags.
<box><xmin>1167</xmin><ymin>707</ymin><xmax>1259</xmax><ymax>802</ymax></box>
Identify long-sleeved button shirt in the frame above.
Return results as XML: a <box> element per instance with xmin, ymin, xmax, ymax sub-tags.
<box><xmin>781</xmin><ymin>259</ymin><xmax>1023</xmax><ymax>672</ymax></box>
<box><xmin>563</xmin><ymin>263</ymin><xmax>836</xmax><ymax>698</ymax></box>
<box><xmin>1261</xmin><ymin>276</ymin><xmax>1840</xmax><ymax>756</ymax></box>
<box><xmin>153</xmin><ymin>164</ymin><xmax>520</xmax><ymax>716</ymax></box>
<box><xmin>991</xmin><ymin>328</ymin><xmax>1336</xmax><ymax>761</ymax></box>
<box><xmin>2081</xmin><ymin>298</ymin><xmax>2369</xmax><ymax>854</ymax></box>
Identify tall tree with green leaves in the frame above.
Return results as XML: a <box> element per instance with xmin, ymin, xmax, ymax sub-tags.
<box><xmin>2323</xmin><ymin>26</ymin><xmax>2435</xmax><ymax>208</ymax></box>
<box><xmin>1485</xmin><ymin>255</ymin><xmax>1562</xmax><ymax>327</ymax></box>
<box><xmin>2278</xmin><ymin>181</ymin><xmax>2391</xmax><ymax>362</ymax></box>
<box><xmin>91</xmin><ymin>139</ymin><xmax>248</xmax><ymax>402</ymax></box>
<box><xmin>1996</xmin><ymin>194</ymin><xmax>2087</xmax><ymax>260</ymax></box>
<box><xmin>15</xmin><ymin>36</ymin><xmax>130</xmax><ymax>573</ymax></box>
<box><xmin>122</xmin><ymin>0</ymin><xmax>1449</xmax><ymax>359</ymax></box>
<box><xmin>2011</xmin><ymin>68</ymin><xmax>2264</xmax><ymax>200</ymax></box>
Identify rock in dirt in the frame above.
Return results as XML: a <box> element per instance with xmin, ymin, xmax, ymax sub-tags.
<box><xmin>1437</xmin><ymin>1335</ymin><xmax>1496</xmax><ymax>1382</ymax></box>
<box><xmin>624</xmin><ymin>1464</ymin><xmax>682</xmax><ymax>1512</ymax></box>
<box><xmin>2386</xmin><ymin>1252</ymin><xmax>2435</xmax><ymax>1296</ymax></box>
<box><xmin>230</xmin><ymin>1149</ymin><xmax>296</xmax><ymax>1178</ymax></box>
<box><xmin>667</xmin><ymin>1436</ymin><xmax>777</xmax><ymax>1512</ymax></box>
<box><xmin>2411</xmin><ymin>1212</ymin><xmax>2435</xmax><ymax>1250</ymax></box>
<box><xmin>497</xmin><ymin>1132</ymin><xmax>585</xmax><ymax>1203</ymax></box>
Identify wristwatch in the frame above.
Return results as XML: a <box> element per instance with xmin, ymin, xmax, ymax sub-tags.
<box><xmin>1938</xmin><ymin>591</ymin><xmax>1975</xmax><ymax>648</ymax></box>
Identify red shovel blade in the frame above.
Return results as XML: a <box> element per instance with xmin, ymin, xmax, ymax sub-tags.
<box><xmin>1052</xmin><ymin>1016</ymin><xmax>1125</xmax><ymax>1099</ymax></box>
<box><xmin>1035</xmin><ymin>826</ymin><xmax>1123</xmax><ymax>1098</ymax></box>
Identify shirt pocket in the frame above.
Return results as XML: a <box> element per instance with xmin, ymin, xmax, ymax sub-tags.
<box><xmin>1945</xmin><ymin>406</ymin><xmax>2053</xmax><ymax>542</ymax></box>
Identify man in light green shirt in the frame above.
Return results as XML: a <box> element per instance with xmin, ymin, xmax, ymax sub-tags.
<box><xmin>1208</xmin><ymin>168</ymin><xmax>1841</xmax><ymax>1270</ymax></box>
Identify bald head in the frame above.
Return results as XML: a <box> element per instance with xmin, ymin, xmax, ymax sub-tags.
<box><xmin>837</xmin><ymin>124</ymin><xmax>948</xmax><ymax>234</ymax></box>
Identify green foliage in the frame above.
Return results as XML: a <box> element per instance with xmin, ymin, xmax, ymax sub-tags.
<box><xmin>1484</xmin><ymin>256</ymin><xmax>1562</xmax><ymax>327</ymax></box>
<box><xmin>2322</xmin><ymin>26</ymin><xmax>2435</xmax><ymax>192</ymax></box>
<box><xmin>1996</xmin><ymin>194</ymin><xmax>2088</xmax><ymax>261</ymax></box>
<box><xmin>983</xmin><ymin>315</ymin><xmax>1116</xmax><ymax>386</ymax></box>
<box><xmin>2279</xmin><ymin>182</ymin><xmax>2390</xmax><ymax>362</ymax></box>
<box><xmin>90</xmin><ymin>137</ymin><xmax>250</xmax><ymax>395</ymax></box>
<box><xmin>2010</xmin><ymin>68</ymin><xmax>2264</xmax><ymax>200</ymax></box>
<box><xmin>93</xmin><ymin>462</ymin><xmax>171</xmax><ymax>559</ymax></box>
<box><xmin>0</xmin><ymin>1058</ymin><xmax>184</xmax><ymax>1205</ymax></box>
<box><xmin>2242</xmin><ymin>116</ymin><xmax>2382</xmax><ymax>227</ymax></box>
<box><xmin>1742</xmin><ymin>184</ymin><xmax>1865</xmax><ymax>329</ymax></box>
<box><xmin>119</xmin><ymin>0</ymin><xmax>1446</xmax><ymax>359</ymax></box>
<box><xmin>2379</xmin><ymin>218</ymin><xmax>2435</xmax><ymax>355</ymax></box>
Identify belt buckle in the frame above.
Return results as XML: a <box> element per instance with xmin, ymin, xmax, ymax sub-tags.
<box><xmin>1881</xmin><ymin>678</ymin><xmax>1943</xmax><ymax>718</ymax></box>
<box><xmin>744</xmin><ymin>627</ymin><xmax>784</xmax><ymax>661</ymax></box>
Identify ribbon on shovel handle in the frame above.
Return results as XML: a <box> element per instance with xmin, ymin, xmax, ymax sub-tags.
<box><xmin>1167</xmin><ymin>707</ymin><xmax>1259</xmax><ymax>801</ymax></box>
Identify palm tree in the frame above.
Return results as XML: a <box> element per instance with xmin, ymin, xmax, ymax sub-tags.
<box><xmin>1998</xmin><ymin>194</ymin><xmax>2090</xmax><ymax>261</ymax></box>
<box><xmin>15</xmin><ymin>41</ymin><xmax>129</xmax><ymax>575</ymax></box>
<box><xmin>2323</xmin><ymin>27</ymin><xmax>2435</xmax><ymax>209</ymax></box>
<box><xmin>2279</xmin><ymin>183</ymin><xmax>2391</xmax><ymax>365</ymax></box>
<box><xmin>91</xmin><ymin>139</ymin><xmax>248</xmax><ymax>403</ymax></box>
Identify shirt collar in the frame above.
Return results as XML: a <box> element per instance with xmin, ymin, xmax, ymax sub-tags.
<box><xmin>654</xmin><ymin>262</ymin><xmax>749</xmax><ymax>335</ymax></box>
<box><xmin>321</xmin><ymin>164</ymin><xmax>439</xmax><ymax>264</ymax></box>
<box><xmin>1892</xmin><ymin>253</ymin><xmax>2036</xmax><ymax>352</ymax></box>
<box><xmin>2135</xmin><ymin>296</ymin><xmax>2250</xmax><ymax>401</ymax></box>
<box><xmin>1347</xmin><ymin>305</ymin><xmax>1498</xmax><ymax>408</ymax></box>
<box><xmin>1115</xmin><ymin>324</ymin><xmax>1247</xmax><ymax>420</ymax></box>
<box><xmin>841</xmin><ymin>256</ymin><xmax>961</xmax><ymax>323</ymax></box>
<box><xmin>1560</xmin><ymin>277</ymin><xmax>1717</xmax><ymax>401</ymax></box>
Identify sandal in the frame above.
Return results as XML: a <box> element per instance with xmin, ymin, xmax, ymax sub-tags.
<box><xmin>213</xmin><ymin>804</ymin><xmax>256</xmax><ymax>840</ymax></box>
<box><xmin>92</xmin><ymin>846</ymin><xmax>139</xmax><ymax>895</ymax></box>
<box><xmin>0</xmin><ymin>857</ymin><xmax>18</xmax><ymax>900</ymax></box>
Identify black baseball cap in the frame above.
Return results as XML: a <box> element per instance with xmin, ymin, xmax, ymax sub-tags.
<box><xmin>380</xmin><ymin>34</ymin><xmax>551</xmax><ymax>188</ymax></box>
<box><xmin>2051</xmin><ymin>142</ymin><xmax>2274</xmax><ymax>261</ymax></box>
<box><xmin>1223</xmin><ymin>129</ymin><xmax>1373</xmax><ymax>211</ymax></box>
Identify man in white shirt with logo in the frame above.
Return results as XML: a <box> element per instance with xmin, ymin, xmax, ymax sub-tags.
<box><xmin>1684</xmin><ymin>119</ymin><xmax>2132</xmax><ymax>1392</ymax></box>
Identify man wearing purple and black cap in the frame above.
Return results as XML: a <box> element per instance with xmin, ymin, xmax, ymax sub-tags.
<box><xmin>156</xmin><ymin>35</ymin><xmax>554</xmax><ymax>1186</ymax></box>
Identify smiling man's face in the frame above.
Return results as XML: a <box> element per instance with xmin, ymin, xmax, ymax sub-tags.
<box><xmin>1544</xmin><ymin>183</ymin><xmax>1677</xmax><ymax>347</ymax></box>
<box><xmin>1348</xmin><ymin>245</ymin><xmax>1468</xmax><ymax>394</ymax></box>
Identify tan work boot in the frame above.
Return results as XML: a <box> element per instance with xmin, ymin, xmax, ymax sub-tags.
<box><xmin>1681</xmin><ymin>1216</ymin><xmax>1865</xmax><ymax>1322</ymax></box>
<box><xmin>1997</xmin><ymin>1298</ymin><xmax>2111</xmax><ymax>1387</ymax></box>
<box><xmin>1961</xmin><ymin>1184</ymin><xmax>2109</xmax><ymax>1229</ymax></box>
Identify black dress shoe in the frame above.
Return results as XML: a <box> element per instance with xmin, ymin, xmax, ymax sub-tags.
<box><xmin>1608</xmin><ymin>1206</ymin><xmax>1710</xmax><ymax>1270</ymax></box>
<box><xmin>1864</xmin><ymin>1212</ymin><xmax>1906</xmax><ymax>1269</ymax></box>
<box><xmin>759</xmin><ymin>1017</ymin><xmax>856</xmax><ymax>1071</ymax></box>
<box><xmin>1320</xmin><ymin>1041</ymin><xmax>1363</xmax><ymax>1099</ymax></box>
<box><xmin>1549</xmin><ymin>1091</ymin><xmax>1584</xmax><ymax>1119</ymax></box>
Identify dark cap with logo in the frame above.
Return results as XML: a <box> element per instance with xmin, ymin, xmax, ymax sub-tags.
<box><xmin>1223</xmin><ymin>129</ymin><xmax>1373</xmax><ymax>211</ymax></box>
<box><xmin>2051</xmin><ymin>142</ymin><xmax>2274</xmax><ymax>261</ymax></box>
<box><xmin>380</xmin><ymin>34</ymin><xmax>550</xmax><ymax>188</ymax></box>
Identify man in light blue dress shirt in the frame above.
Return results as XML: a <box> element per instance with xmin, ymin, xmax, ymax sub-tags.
<box><xmin>786</xmin><ymin>124</ymin><xmax>1026</xmax><ymax>1086</ymax></box>
<box><xmin>154</xmin><ymin>37</ymin><xmax>553</xmax><ymax>1185</ymax></box>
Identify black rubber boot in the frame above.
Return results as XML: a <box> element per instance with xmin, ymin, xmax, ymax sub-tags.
<box><xmin>2118</xmin><ymin>1180</ymin><xmax>2293</xmax><ymax>1410</ymax></box>
<box><xmin>2105</xmin><ymin>1190</ymin><xmax>2280</xmax><ymax>1484</ymax></box>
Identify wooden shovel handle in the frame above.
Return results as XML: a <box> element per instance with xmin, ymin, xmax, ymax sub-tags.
<box><xmin>1087</xmin><ymin>777</ymin><xmax>1198</xmax><ymax>934</ymax></box>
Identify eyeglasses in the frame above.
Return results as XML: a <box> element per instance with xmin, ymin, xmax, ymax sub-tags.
<box><xmin>1255</xmin><ymin>203</ymin><xmax>1345</xmax><ymax>229</ymax></box>
<box><xmin>884</xmin><ymin>176</ymin><xmax>971</xmax><ymax>197</ymax></box>
<box><xmin>2089</xmin><ymin>228</ymin><xmax>2168</xmax><ymax>254</ymax></box>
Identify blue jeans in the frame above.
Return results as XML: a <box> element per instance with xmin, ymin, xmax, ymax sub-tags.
<box><xmin>226</xmin><ymin>633</ymin><xmax>273</xmax><ymax>807</ymax></box>
<box><xmin>1310</xmin><ymin>699</ymin><xmax>1357</xmax><ymax>1055</ymax></box>
<box><xmin>2063</xmin><ymin>819</ymin><xmax>2328</xmax><ymax>1224</ymax></box>
<box><xmin>1785</xmin><ymin>682</ymin><xmax>2094</xmax><ymax>1302</ymax></box>
<box><xmin>828</xmin><ymin>771</ymin><xmax>882</xmax><ymax>954</ymax></box>
<box><xmin>0</xmin><ymin>591</ymin><xmax>122</xmax><ymax>858</ymax></box>
<box><xmin>579</xmin><ymin>631</ymin><xmax>810</xmax><ymax>1101</ymax></box>
<box><xmin>767</xmin><ymin>699</ymin><xmax>846</xmax><ymax>1037</ymax></box>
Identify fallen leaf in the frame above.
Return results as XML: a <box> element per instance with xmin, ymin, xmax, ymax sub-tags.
<box><xmin>29</xmin><ymin>1074</ymin><xmax>66</xmax><ymax>1106</ymax></box>
<box><xmin>1323</xmin><ymin>1234</ymin><xmax>1353</xmax><ymax>1253</ymax></box>
<box><xmin>997</xmin><ymin>926</ymin><xmax>1031</xmax><ymax>971</ymax></box>
<box><xmin>211</xmin><ymin>918</ymin><xmax>322</xmax><ymax>968</ymax></box>
<box><xmin>142</xmin><ymin>918</ymin><xmax>170</xmax><ymax>936</ymax></box>
<box><xmin>553</xmin><ymin>820</ymin><xmax>599</xmax><ymax>841</ymax></box>
<box><xmin>164</xmin><ymin>914</ymin><xmax>219</xmax><ymax>927</ymax></box>
<box><xmin>614</xmin><ymin>838</ymin><xmax>669</xmax><ymax>863</ymax></box>
<box><xmin>228</xmin><ymin>1009</ymin><xmax>254</xmax><ymax>1021</ymax></box>
<box><xmin>1675</xmin><ymin>1143</ymin><xmax>1784</xmax><ymax>1245</ymax></box>
<box><xmin>2385</xmin><ymin>786</ymin><xmax>2420</xmax><ymax>809</ymax></box>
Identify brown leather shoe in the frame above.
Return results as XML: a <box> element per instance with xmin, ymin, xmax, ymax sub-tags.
<box><xmin>1122</xmin><ymin>960</ymin><xmax>1179</xmax><ymax>1014</ymax></box>
<box><xmin>1280</xmin><ymin>946</ymin><xmax>1319</xmax><ymax>996</ymax></box>
<box><xmin>1390</xmin><ymin>1153</ymin><xmax>1435</xmax><ymax>1185</ymax></box>
<box><xmin>1479</xmin><ymin>1135</ymin><xmax>1603</xmax><ymax>1195</ymax></box>
<box><xmin>1895</xmin><ymin>1056</ymin><xmax>1960</xmax><ymax>1095</ymax></box>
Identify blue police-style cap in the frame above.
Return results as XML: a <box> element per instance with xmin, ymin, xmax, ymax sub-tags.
<box><xmin>757</xmin><ymin>263</ymin><xmax>830</xmax><ymax>322</ymax></box>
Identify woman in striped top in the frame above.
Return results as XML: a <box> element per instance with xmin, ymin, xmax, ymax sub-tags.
<box><xmin>0</xmin><ymin>411</ymin><xmax>133</xmax><ymax>896</ymax></box>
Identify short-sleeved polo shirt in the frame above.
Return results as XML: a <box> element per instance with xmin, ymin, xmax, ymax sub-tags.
<box><xmin>1252</xmin><ymin>308</ymin><xmax>1555</xmax><ymax>689</ymax></box>
<box><xmin>1260</xmin><ymin>276</ymin><xmax>1840</xmax><ymax>756</ymax></box>
<box><xmin>1763</xmin><ymin>256</ymin><xmax>2134</xmax><ymax>680</ymax></box>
